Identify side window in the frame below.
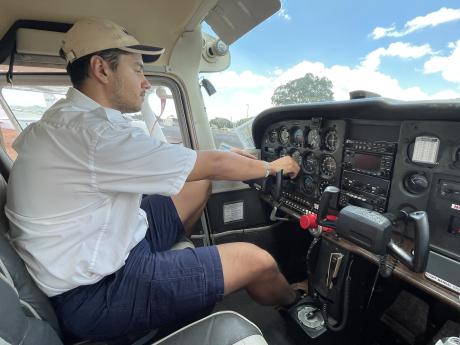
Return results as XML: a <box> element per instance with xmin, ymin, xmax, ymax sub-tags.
<box><xmin>1</xmin><ymin>86</ymin><xmax>68</xmax><ymax>129</ymax></box>
<box><xmin>0</xmin><ymin>106</ymin><xmax>18</xmax><ymax>160</ymax></box>
<box><xmin>141</xmin><ymin>83</ymin><xmax>184</xmax><ymax>145</ymax></box>
<box><xmin>200</xmin><ymin>74</ymin><xmax>255</xmax><ymax>150</ymax></box>
<box><xmin>0</xmin><ymin>80</ymin><xmax>185</xmax><ymax>161</ymax></box>
<box><xmin>0</xmin><ymin>86</ymin><xmax>69</xmax><ymax>161</ymax></box>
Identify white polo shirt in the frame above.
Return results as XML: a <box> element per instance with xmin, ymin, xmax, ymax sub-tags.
<box><xmin>5</xmin><ymin>88</ymin><xmax>197</xmax><ymax>297</ymax></box>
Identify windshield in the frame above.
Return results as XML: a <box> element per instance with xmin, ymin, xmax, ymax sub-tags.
<box><xmin>202</xmin><ymin>1</ymin><xmax>460</xmax><ymax>149</ymax></box>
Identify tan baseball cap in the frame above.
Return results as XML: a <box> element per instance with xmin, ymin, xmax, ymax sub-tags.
<box><xmin>61</xmin><ymin>18</ymin><xmax>164</xmax><ymax>63</ymax></box>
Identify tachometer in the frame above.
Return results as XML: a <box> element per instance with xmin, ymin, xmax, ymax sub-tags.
<box><xmin>291</xmin><ymin>127</ymin><xmax>304</xmax><ymax>148</ymax></box>
<box><xmin>302</xmin><ymin>152</ymin><xmax>318</xmax><ymax>175</ymax></box>
<box><xmin>307</xmin><ymin>129</ymin><xmax>321</xmax><ymax>150</ymax></box>
<box><xmin>324</xmin><ymin>130</ymin><xmax>339</xmax><ymax>152</ymax></box>
<box><xmin>279</xmin><ymin>127</ymin><xmax>290</xmax><ymax>146</ymax></box>
<box><xmin>320</xmin><ymin>155</ymin><xmax>337</xmax><ymax>179</ymax></box>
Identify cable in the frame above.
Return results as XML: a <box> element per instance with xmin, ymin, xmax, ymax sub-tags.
<box><xmin>306</xmin><ymin>237</ymin><xmax>321</xmax><ymax>275</ymax></box>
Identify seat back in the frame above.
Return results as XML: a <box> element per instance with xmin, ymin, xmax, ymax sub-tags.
<box><xmin>0</xmin><ymin>167</ymin><xmax>63</xmax><ymax>344</ymax></box>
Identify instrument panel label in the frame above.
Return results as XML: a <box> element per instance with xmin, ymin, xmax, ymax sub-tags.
<box><xmin>223</xmin><ymin>201</ymin><xmax>244</xmax><ymax>223</ymax></box>
<box><xmin>452</xmin><ymin>203</ymin><xmax>460</xmax><ymax>211</ymax></box>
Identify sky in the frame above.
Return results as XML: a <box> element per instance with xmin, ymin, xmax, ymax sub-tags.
<box><xmin>202</xmin><ymin>0</ymin><xmax>460</xmax><ymax>121</ymax></box>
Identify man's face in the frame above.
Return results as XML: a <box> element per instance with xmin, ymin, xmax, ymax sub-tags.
<box><xmin>109</xmin><ymin>53</ymin><xmax>151</xmax><ymax>113</ymax></box>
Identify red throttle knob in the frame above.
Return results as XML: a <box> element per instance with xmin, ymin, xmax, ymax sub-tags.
<box><xmin>299</xmin><ymin>213</ymin><xmax>318</xmax><ymax>230</ymax></box>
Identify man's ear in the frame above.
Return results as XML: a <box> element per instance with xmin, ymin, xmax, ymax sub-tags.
<box><xmin>89</xmin><ymin>55</ymin><xmax>112</xmax><ymax>84</ymax></box>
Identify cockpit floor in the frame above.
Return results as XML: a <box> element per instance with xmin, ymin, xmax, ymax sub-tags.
<box><xmin>213</xmin><ymin>289</ymin><xmax>298</xmax><ymax>345</ymax></box>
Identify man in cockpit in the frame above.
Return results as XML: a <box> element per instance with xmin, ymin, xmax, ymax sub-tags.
<box><xmin>6</xmin><ymin>18</ymin><xmax>302</xmax><ymax>341</ymax></box>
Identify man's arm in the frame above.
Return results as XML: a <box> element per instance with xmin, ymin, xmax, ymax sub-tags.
<box><xmin>186</xmin><ymin>150</ymin><xmax>300</xmax><ymax>182</ymax></box>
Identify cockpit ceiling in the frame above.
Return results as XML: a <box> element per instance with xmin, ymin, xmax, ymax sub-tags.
<box><xmin>0</xmin><ymin>0</ymin><xmax>210</xmax><ymax>65</ymax></box>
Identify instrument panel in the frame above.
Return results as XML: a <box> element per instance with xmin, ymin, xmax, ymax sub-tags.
<box><xmin>256</xmin><ymin>104</ymin><xmax>460</xmax><ymax>264</ymax></box>
<box><xmin>253</xmin><ymin>99</ymin><xmax>460</xmax><ymax>309</ymax></box>
<box><xmin>262</xmin><ymin>119</ymin><xmax>345</xmax><ymax>209</ymax></box>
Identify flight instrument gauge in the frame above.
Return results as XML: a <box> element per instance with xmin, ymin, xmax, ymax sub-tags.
<box><xmin>320</xmin><ymin>155</ymin><xmax>337</xmax><ymax>179</ymax></box>
<box><xmin>324</xmin><ymin>130</ymin><xmax>339</xmax><ymax>152</ymax></box>
<box><xmin>291</xmin><ymin>128</ymin><xmax>304</xmax><ymax>148</ymax></box>
<box><xmin>307</xmin><ymin>129</ymin><xmax>321</xmax><ymax>150</ymax></box>
<box><xmin>269</xmin><ymin>129</ymin><xmax>278</xmax><ymax>143</ymax></box>
<box><xmin>319</xmin><ymin>180</ymin><xmax>331</xmax><ymax>195</ymax></box>
<box><xmin>279</xmin><ymin>127</ymin><xmax>290</xmax><ymax>146</ymax></box>
<box><xmin>302</xmin><ymin>153</ymin><xmax>318</xmax><ymax>175</ymax></box>
<box><xmin>278</xmin><ymin>147</ymin><xmax>288</xmax><ymax>157</ymax></box>
<box><xmin>290</xmin><ymin>149</ymin><xmax>302</xmax><ymax>166</ymax></box>
<box><xmin>303</xmin><ymin>175</ymin><xmax>317</xmax><ymax>196</ymax></box>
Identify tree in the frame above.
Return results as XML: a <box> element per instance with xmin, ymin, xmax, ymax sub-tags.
<box><xmin>234</xmin><ymin>117</ymin><xmax>254</xmax><ymax>128</ymax></box>
<box><xmin>209</xmin><ymin>117</ymin><xmax>233</xmax><ymax>129</ymax></box>
<box><xmin>271</xmin><ymin>73</ymin><xmax>334</xmax><ymax>106</ymax></box>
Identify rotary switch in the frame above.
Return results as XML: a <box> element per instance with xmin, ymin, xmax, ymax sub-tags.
<box><xmin>405</xmin><ymin>173</ymin><xmax>429</xmax><ymax>195</ymax></box>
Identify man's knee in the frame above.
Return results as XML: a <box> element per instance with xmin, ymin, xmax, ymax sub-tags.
<box><xmin>217</xmin><ymin>242</ymin><xmax>279</xmax><ymax>294</ymax></box>
<box><xmin>248</xmin><ymin>244</ymin><xmax>277</xmax><ymax>274</ymax></box>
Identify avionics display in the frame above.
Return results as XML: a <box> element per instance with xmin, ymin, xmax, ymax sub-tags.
<box><xmin>341</xmin><ymin>139</ymin><xmax>396</xmax><ymax>212</ymax></box>
<box><xmin>353</xmin><ymin>153</ymin><xmax>381</xmax><ymax>173</ymax></box>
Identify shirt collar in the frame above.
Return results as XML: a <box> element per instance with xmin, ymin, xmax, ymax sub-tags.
<box><xmin>66</xmin><ymin>87</ymin><xmax>127</xmax><ymax>124</ymax></box>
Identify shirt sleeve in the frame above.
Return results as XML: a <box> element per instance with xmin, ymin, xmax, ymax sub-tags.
<box><xmin>92</xmin><ymin>124</ymin><xmax>197</xmax><ymax>195</ymax></box>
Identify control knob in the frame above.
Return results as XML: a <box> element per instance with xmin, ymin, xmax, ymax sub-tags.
<box><xmin>405</xmin><ymin>173</ymin><xmax>429</xmax><ymax>195</ymax></box>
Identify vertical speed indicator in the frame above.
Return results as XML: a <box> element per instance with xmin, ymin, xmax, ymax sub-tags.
<box><xmin>320</xmin><ymin>155</ymin><xmax>337</xmax><ymax>179</ymax></box>
<box><xmin>324</xmin><ymin>130</ymin><xmax>339</xmax><ymax>152</ymax></box>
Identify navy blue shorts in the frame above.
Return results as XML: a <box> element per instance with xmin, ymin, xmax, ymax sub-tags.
<box><xmin>51</xmin><ymin>195</ymin><xmax>224</xmax><ymax>341</ymax></box>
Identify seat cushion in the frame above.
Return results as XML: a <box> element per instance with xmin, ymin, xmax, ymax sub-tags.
<box><xmin>0</xmin><ymin>172</ymin><xmax>61</xmax><ymax>336</ymax></box>
<box><xmin>0</xmin><ymin>278</ymin><xmax>63</xmax><ymax>345</ymax></box>
<box><xmin>152</xmin><ymin>311</ymin><xmax>268</xmax><ymax>345</ymax></box>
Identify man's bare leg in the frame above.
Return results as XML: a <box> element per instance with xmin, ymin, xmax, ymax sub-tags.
<box><xmin>173</xmin><ymin>183</ymin><xmax>297</xmax><ymax>306</ymax></box>
<box><xmin>172</xmin><ymin>180</ymin><xmax>211</xmax><ymax>237</ymax></box>
<box><xmin>218</xmin><ymin>242</ymin><xmax>297</xmax><ymax>307</ymax></box>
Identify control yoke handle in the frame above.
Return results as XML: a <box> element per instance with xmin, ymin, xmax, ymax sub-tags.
<box><xmin>317</xmin><ymin>186</ymin><xmax>340</xmax><ymax>226</ymax></box>
<box><xmin>316</xmin><ymin>186</ymin><xmax>430</xmax><ymax>273</ymax></box>
<box><xmin>387</xmin><ymin>210</ymin><xmax>429</xmax><ymax>273</ymax></box>
<box><xmin>272</xmin><ymin>169</ymin><xmax>283</xmax><ymax>202</ymax></box>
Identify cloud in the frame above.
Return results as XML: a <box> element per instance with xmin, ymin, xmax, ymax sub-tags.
<box><xmin>209</xmin><ymin>70</ymin><xmax>270</xmax><ymax>89</ymax></box>
<box><xmin>371</xmin><ymin>7</ymin><xmax>460</xmax><ymax>39</ymax></box>
<box><xmin>203</xmin><ymin>56</ymin><xmax>460</xmax><ymax>122</ymax></box>
<box><xmin>277</xmin><ymin>1</ymin><xmax>291</xmax><ymax>21</ymax></box>
<box><xmin>371</xmin><ymin>26</ymin><xmax>396</xmax><ymax>40</ymax></box>
<box><xmin>278</xmin><ymin>9</ymin><xmax>291</xmax><ymax>21</ymax></box>
<box><xmin>361</xmin><ymin>42</ymin><xmax>433</xmax><ymax>71</ymax></box>
<box><xmin>424</xmin><ymin>40</ymin><xmax>460</xmax><ymax>83</ymax></box>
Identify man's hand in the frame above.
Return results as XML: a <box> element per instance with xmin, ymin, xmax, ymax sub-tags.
<box><xmin>269</xmin><ymin>156</ymin><xmax>300</xmax><ymax>179</ymax></box>
<box><xmin>188</xmin><ymin>151</ymin><xmax>299</xmax><ymax>182</ymax></box>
